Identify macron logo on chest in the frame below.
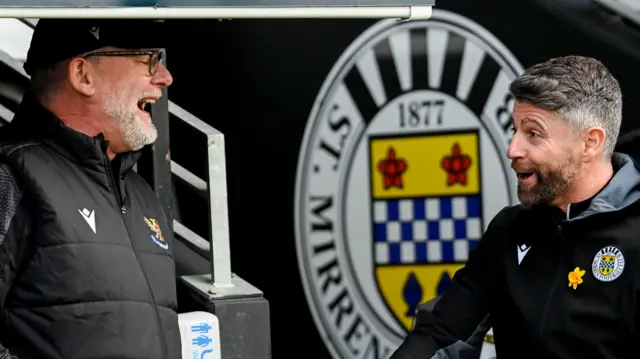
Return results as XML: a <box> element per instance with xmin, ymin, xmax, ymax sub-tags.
<box><xmin>78</xmin><ymin>208</ymin><xmax>96</xmax><ymax>234</ymax></box>
<box><xmin>517</xmin><ymin>244</ymin><xmax>531</xmax><ymax>265</ymax></box>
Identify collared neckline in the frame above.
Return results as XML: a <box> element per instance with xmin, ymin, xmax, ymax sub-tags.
<box><xmin>8</xmin><ymin>92</ymin><xmax>141</xmax><ymax>176</ymax></box>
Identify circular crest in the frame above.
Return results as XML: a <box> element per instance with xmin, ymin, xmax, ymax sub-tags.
<box><xmin>591</xmin><ymin>246</ymin><xmax>625</xmax><ymax>282</ymax></box>
<box><xmin>294</xmin><ymin>9</ymin><xmax>523</xmax><ymax>358</ymax></box>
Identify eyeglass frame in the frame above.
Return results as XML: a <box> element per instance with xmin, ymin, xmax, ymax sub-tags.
<box><xmin>81</xmin><ymin>50</ymin><xmax>164</xmax><ymax>76</ymax></box>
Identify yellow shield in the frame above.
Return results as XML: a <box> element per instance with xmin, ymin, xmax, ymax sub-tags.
<box><xmin>599</xmin><ymin>255</ymin><xmax>616</xmax><ymax>276</ymax></box>
<box><xmin>370</xmin><ymin>130</ymin><xmax>483</xmax><ymax>331</ymax></box>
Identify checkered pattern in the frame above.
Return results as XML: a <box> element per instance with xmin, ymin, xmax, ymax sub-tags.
<box><xmin>373</xmin><ymin>196</ymin><xmax>483</xmax><ymax>265</ymax></box>
<box><xmin>599</xmin><ymin>261</ymin><xmax>614</xmax><ymax>271</ymax></box>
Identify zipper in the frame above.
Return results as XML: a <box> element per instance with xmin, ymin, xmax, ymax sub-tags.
<box><xmin>104</xmin><ymin>154</ymin><xmax>169</xmax><ymax>359</ymax></box>
<box><xmin>538</xmin><ymin>223</ymin><xmax>565</xmax><ymax>338</ymax></box>
<box><xmin>108</xmin><ymin>163</ymin><xmax>125</xmax><ymax>212</ymax></box>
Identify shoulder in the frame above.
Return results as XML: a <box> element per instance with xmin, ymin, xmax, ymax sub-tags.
<box><xmin>0</xmin><ymin>135</ymin><xmax>46</xmax><ymax>167</ymax></box>
<box><xmin>0</xmin><ymin>161</ymin><xmax>22</xmax><ymax>195</ymax></box>
<box><xmin>0</xmin><ymin>139</ymin><xmax>46</xmax><ymax>194</ymax></box>
<box><xmin>487</xmin><ymin>204</ymin><xmax>529</xmax><ymax>231</ymax></box>
<box><xmin>0</xmin><ymin>162</ymin><xmax>27</xmax><ymax>227</ymax></box>
<box><xmin>0</xmin><ymin>116</ymin><xmax>46</xmax><ymax>156</ymax></box>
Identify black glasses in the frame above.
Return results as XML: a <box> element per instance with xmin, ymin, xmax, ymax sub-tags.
<box><xmin>82</xmin><ymin>50</ymin><xmax>163</xmax><ymax>75</ymax></box>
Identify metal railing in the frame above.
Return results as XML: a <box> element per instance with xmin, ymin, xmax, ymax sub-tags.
<box><xmin>168</xmin><ymin>101</ymin><xmax>232</xmax><ymax>287</ymax></box>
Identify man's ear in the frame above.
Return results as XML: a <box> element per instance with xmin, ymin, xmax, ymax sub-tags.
<box><xmin>583</xmin><ymin>127</ymin><xmax>606</xmax><ymax>160</ymax></box>
<box><xmin>67</xmin><ymin>58</ymin><xmax>96</xmax><ymax>97</ymax></box>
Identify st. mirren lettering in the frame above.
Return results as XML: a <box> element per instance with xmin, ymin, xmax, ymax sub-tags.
<box><xmin>308</xmin><ymin>195</ymin><xmax>393</xmax><ymax>358</ymax></box>
<box><xmin>317</xmin><ymin>103</ymin><xmax>354</xmax><ymax>172</ymax></box>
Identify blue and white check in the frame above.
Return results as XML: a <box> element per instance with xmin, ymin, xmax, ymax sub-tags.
<box><xmin>373</xmin><ymin>196</ymin><xmax>483</xmax><ymax>265</ymax></box>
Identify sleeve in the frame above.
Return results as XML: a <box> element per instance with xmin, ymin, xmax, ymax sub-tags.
<box><xmin>389</xmin><ymin>207</ymin><xmax>511</xmax><ymax>359</ymax></box>
<box><xmin>0</xmin><ymin>162</ymin><xmax>33</xmax><ymax>359</ymax></box>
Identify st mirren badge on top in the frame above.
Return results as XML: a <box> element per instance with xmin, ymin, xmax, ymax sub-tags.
<box><xmin>592</xmin><ymin>246</ymin><xmax>625</xmax><ymax>282</ymax></box>
<box><xmin>294</xmin><ymin>9</ymin><xmax>523</xmax><ymax>358</ymax></box>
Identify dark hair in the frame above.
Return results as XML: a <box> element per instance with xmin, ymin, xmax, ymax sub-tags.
<box><xmin>29</xmin><ymin>56</ymin><xmax>102</xmax><ymax>105</ymax></box>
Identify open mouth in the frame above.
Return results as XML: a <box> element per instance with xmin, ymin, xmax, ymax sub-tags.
<box><xmin>137</xmin><ymin>98</ymin><xmax>156</xmax><ymax>113</ymax></box>
<box><xmin>517</xmin><ymin>172</ymin><xmax>534</xmax><ymax>180</ymax></box>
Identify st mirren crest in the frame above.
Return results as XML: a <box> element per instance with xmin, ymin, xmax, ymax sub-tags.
<box><xmin>370</xmin><ymin>131</ymin><xmax>483</xmax><ymax>331</ymax></box>
<box><xmin>294</xmin><ymin>9</ymin><xmax>522</xmax><ymax>359</ymax></box>
<box><xmin>592</xmin><ymin>246</ymin><xmax>625</xmax><ymax>282</ymax></box>
<box><xmin>145</xmin><ymin>216</ymin><xmax>168</xmax><ymax>250</ymax></box>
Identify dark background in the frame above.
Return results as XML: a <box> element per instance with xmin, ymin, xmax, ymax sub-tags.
<box><xmin>163</xmin><ymin>0</ymin><xmax>640</xmax><ymax>356</ymax></box>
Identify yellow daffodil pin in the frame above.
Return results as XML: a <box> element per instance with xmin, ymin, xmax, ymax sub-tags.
<box><xmin>568</xmin><ymin>267</ymin><xmax>585</xmax><ymax>290</ymax></box>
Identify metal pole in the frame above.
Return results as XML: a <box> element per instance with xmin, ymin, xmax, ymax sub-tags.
<box><xmin>167</xmin><ymin>101</ymin><xmax>233</xmax><ymax>288</ymax></box>
<box><xmin>0</xmin><ymin>6</ymin><xmax>433</xmax><ymax>20</ymax></box>
<box><xmin>206</xmin><ymin>130</ymin><xmax>232</xmax><ymax>287</ymax></box>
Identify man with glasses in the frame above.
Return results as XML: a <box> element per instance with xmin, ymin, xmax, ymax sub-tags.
<box><xmin>0</xmin><ymin>19</ymin><xmax>180</xmax><ymax>359</ymax></box>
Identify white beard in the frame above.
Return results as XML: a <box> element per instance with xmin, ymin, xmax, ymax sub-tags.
<box><xmin>103</xmin><ymin>91</ymin><xmax>158</xmax><ymax>151</ymax></box>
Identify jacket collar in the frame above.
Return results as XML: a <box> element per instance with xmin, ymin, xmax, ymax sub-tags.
<box><xmin>9</xmin><ymin>92</ymin><xmax>141</xmax><ymax>176</ymax></box>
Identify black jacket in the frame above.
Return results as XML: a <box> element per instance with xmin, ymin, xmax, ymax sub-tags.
<box><xmin>0</xmin><ymin>94</ymin><xmax>181</xmax><ymax>359</ymax></box>
<box><xmin>391</xmin><ymin>152</ymin><xmax>640</xmax><ymax>359</ymax></box>
<box><xmin>413</xmin><ymin>297</ymin><xmax>493</xmax><ymax>359</ymax></box>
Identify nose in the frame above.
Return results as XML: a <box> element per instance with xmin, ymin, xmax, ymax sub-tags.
<box><xmin>152</xmin><ymin>63</ymin><xmax>173</xmax><ymax>88</ymax></box>
<box><xmin>506</xmin><ymin>133</ymin><xmax>524</xmax><ymax>160</ymax></box>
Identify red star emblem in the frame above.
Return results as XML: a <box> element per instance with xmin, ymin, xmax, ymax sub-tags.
<box><xmin>441</xmin><ymin>143</ymin><xmax>472</xmax><ymax>186</ymax></box>
<box><xmin>378</xmin><ymin>147</ymin><xmax>408</xmax><ymax>189</ymax></box>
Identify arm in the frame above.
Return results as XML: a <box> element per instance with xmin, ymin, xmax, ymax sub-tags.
<box><xmin>0</xmin><ymin>162</ymin><xmax>33</xmax><ymax>359</ymax></box>
<box><xmin>413</xmin><ymin>297</ymin><xmax>492</xmax><ymax>359</ymax></box>
<box><xmin>390</xmin><ymin>207</ymin><xmax>512</xmax><ymax>359</ymax></box>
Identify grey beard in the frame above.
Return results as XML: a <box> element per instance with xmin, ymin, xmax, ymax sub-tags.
<box><xmin>103</xmin><ymin>96</ymin><xmax>158</xmax><ymax>152</ymax></box>
<box><xmin>517</xmin><ymin>162</ymin><xmax>577</xmax><ymax>206</ymax></box>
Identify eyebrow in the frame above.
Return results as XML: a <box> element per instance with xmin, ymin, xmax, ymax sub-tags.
<box><xmin>521</xmin><ymin>116</ymin><xmax>547</xmax><ymax>130</ymax></box>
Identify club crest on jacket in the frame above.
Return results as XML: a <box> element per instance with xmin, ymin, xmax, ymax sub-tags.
<box><xmin>591</xmin><ymin>246</ymin><xmax>625</xmax><ymax>282</ymax></box>
<box><xmin>145</xmin><ymin>216</ymin><xmax>168</xmax><ymax>250</ymax></box>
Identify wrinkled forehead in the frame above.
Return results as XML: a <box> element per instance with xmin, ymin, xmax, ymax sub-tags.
<box><xmin>516</xmin><ymin>102</ymin><xmax>585</xmax><ymax>139</ymax></box>
<box><xmin>513</xmin><ymin>100</ymin><xmax>560</xmax><ymax>125</ymax></box>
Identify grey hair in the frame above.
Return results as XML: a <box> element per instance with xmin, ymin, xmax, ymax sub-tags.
<box><xmin>509</xmin><ymin>55</ymin><xmax>622</xmax><ymax>159</ymax></box>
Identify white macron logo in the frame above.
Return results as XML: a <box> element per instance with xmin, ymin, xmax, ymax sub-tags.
<box><xmin>78</xmin><ymin>208</ymin><xmax>96</xmax><ymax>234</ymax></box>
<box><xmin>517</xmin><ymin>244</ymin><xmax>531</xmax><ymax>265</ymax></box>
